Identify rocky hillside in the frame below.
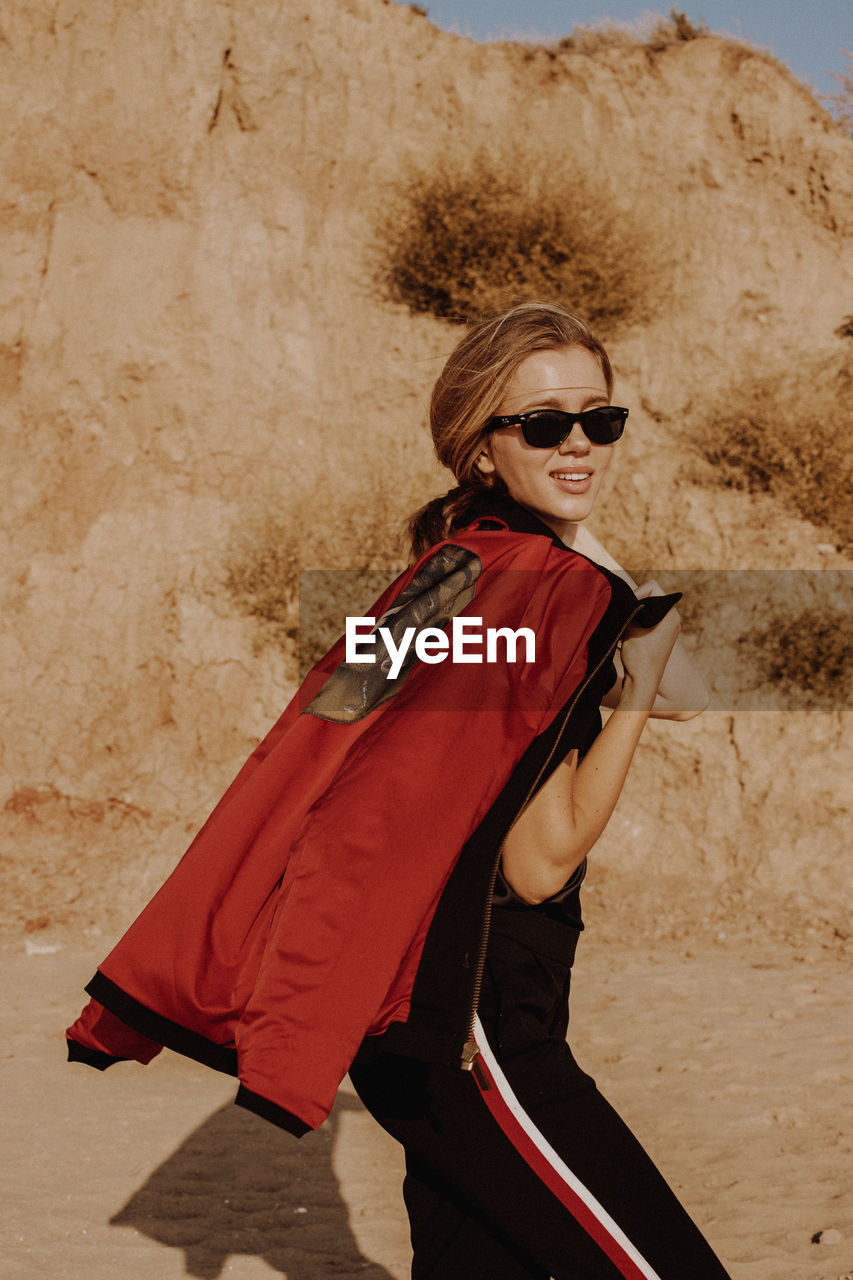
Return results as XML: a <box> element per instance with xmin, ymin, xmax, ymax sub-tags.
<box><xmin>2</xmin><ymin>0</ymin><xmax>851</xmax><ymax>946</ymax></box>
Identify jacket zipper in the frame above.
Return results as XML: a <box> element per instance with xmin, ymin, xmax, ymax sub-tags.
<box><xmin>460</xmin><ymin>604</ymin><xmax>645</xmax><ymax>1081</ymax></box>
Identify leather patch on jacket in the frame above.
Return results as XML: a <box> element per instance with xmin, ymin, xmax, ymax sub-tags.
<box><xmin>304</xmin><ymin>544</ymin><xmax>482</xmax><ymax>723</ymax></box>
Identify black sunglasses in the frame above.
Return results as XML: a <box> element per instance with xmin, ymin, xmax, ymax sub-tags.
<box><xmin>485</xmin><ymin>406</ymin><xmax>629</xmax><ymax>447</ymax></box>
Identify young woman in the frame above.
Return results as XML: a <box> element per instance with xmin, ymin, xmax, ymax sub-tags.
<box><xmin>67</xmin><ymin>303</ymin><xmax>726</xmax><ymax>1279</ymax></box>
<box><xmin>345</xmin><ymin>303</ymin><xmax>727</xmax><ymax>1280</ymax></box>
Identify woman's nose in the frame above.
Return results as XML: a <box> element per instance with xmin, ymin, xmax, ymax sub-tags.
<box><xmin>558</xmin><ymin>421</ymin><xmax>591</xmax><ymax>452</ymax></box>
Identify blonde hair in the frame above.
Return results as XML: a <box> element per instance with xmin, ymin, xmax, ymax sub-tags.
<box><xmin>407</xmin><ymin>302</ymin><xmax>613</xmax><ymax>559</ymax></box>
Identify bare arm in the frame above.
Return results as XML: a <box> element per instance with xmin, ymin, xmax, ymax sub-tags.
<box><xmin>501</xmin><ymin>597</ymin><xmax>680</xmax><ymax>904</ymax></box>
<box><xmin>570</xmin><ymin>525</ymin><xmax>710</xmax><ymax>720</ymax></box>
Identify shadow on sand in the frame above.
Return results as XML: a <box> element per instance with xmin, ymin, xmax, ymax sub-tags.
<box><xmin>110</xmin><ymin>1091</ymin><xmax>395</xmax><ymax>1278</ymax></box>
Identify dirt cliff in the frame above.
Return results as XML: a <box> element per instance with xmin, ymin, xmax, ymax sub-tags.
<box><xmin>2</xmin><ymin>0</ymin><xmax>851</xmax><ymax>946</ymax></box>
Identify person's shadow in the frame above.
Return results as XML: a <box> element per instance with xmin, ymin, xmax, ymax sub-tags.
<box><xmin>109</xmin><ymin>1091</ymin><xmax>397</xmax><ymax>1278</ymax></box>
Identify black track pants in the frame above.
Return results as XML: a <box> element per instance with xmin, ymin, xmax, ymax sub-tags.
<box><xmin>350</xmin><ymin>1029</ymin><xmax>731</xmax><ymax>1280</ymax></box>
<box><xmin>350</xmin><ymin>911</ymin><xmax>731</xmax><ymax>1279</ymax></box>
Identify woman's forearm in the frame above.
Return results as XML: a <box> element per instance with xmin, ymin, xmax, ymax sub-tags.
<box><xmin>645</xmin><ymin>638</ymin><xmax>710</xmax><ymax>718</ymax></box>
<box><xmin>604</xmin><ymin>640</ymin><xmax>710</xmax><ymax>719</ymax></box>
<box><xmin>500</xmin><ymin>675</ymin><xmax>655</xmax><ymax>904</ymax></box>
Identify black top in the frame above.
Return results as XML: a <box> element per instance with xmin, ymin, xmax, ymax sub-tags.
<box><xmin>489</xmin><ymin>693</ymin><xmax>610</xmax><ymax>929</ymax></box>
<box><xmin>454</xmin><ymin>493</ymin><xmax>618</xmax><ymax>930</ymax></box>
<box><xmin>360</xmin><ymin>491</ymin><xmax>646</xmax><ymax>1065</ymax></box>
<box><xmin>492</xmin><ymin>861</ymin><xmax>585</xmax><ymax>930</ymax></box>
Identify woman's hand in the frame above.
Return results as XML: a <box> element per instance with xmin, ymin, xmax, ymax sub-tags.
<box><xmin>569</xmin><ymin>530</ymin><xmax>709</xmax><ymax>719</ymax></box>
<box><xmin>618</xmin><ymin>580</ymin><xmax>681</xmax><ymax>710</ymax></box>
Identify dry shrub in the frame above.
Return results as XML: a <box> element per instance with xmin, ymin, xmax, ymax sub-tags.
<box><xmin>697</xmin><ymin>352</ymin><xmax>853</xmax><ymax>550</ymax></box>
<box><xmin>377</xmin><ymin>150</ymin><xmax>657</xmax><ymax>333</ymax></box>
<box><xmin>825</xmin><ymin>50</ymin><xmax>853</xmax><ymax>138</ymax></box>
<box><xmin>225</xmin><ymin>515</ymin><xmax>300</xmax><ymax>652</ymax></box>
<box><xmin>633</xmin><ymin>571</ymin><xmax>853</xmax><ymax>710</ymax></box>
<box><xmin>558</xmin><ymin>8</ymin><xmax>709</xmax><ymax>54</ymax></box>
<box><xmin>224</xmin><ymin>489</ymin><xmax>405</xmax><ymax>672</ymax></box>
<box><xmin>738</xmin><ymin>604</ymin><xmax>853</xmax><ymax>709</ymax></box>
<box><xmin>555</xmin><ymin>21</ymin><xmax>638</xmax><ymax>53</ymax></box>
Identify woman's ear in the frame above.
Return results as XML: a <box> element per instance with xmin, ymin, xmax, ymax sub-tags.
<box><xmin>475</xmin><ymin>445</ymin><xmax>497</xmax><ymax>478</ymax></box>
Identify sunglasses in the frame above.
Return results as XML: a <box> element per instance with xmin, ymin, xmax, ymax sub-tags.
<box><xmin>485</xmin><ymin>405</ymin><xmax>629</xmax><ymax>447</ymax></box>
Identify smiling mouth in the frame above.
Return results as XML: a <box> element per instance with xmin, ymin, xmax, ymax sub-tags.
<box><xmin>550</xmin><ymin>470</ymin><xmax>594</xmax><ymax>493</ymax></box>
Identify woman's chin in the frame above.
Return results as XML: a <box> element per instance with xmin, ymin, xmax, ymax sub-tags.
<box><xmin>528</xmin><ymin>497</ymin><xmax>596</xmax><ymax>538</ymax></box>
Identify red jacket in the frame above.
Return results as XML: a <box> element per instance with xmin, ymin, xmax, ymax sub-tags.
<box><xmin>67</xmin><ymin>496</ymin><xmax>675</xmax><ymax>1134</ymax></box>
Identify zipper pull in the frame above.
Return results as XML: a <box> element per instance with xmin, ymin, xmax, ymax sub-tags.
<box><xmin>461</xmin><ymin>1039</ymin><xmax>478</xmax><ymax>1070</ymax></box>
<box><xmin>460</xmin><ymin>1039</ymin><xmax>491</xmax><ymax>1090</ymax></box>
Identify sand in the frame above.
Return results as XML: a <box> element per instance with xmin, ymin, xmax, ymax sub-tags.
<box><xmin>4</xmin><ymin>930</ymin><xmax>851</xmax><ymax>1279</ymax></box>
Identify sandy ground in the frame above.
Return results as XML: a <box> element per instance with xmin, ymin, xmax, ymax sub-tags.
<box><xmin>4</xmin><ymin>930</ymin><xmax>852</xmax><ymax>1280</ymax></box>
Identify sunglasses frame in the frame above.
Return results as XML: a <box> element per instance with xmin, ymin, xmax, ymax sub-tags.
<box><xmin>485</xmin><ymin>405</ymin><xmax>629</xmax><ymax>448</ymax></box>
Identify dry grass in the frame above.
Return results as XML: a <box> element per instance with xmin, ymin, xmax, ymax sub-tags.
<box><xmin>825</xmin><ymin>50</ymin><xmax>853</xmax><ymax>138</ymax></box>
<box><xmin>696</xmin><ymin>350</ymin><xmax>853</xmax><ymax>551</ymax></box>
<box><xmin>738</xmin><ymin>603</ymin><xmax>853</xmax><ymax>709</ymax></box>
<box><xmin>224</xmin><ymin>490</ymin><xmax>405</xmax><ymax>673</ymax></box>
<box><xmin>224</xmin><ymin>515</ymin><xmax>300</xmax><ymax>654</ymax></box>
<box><xmin>556</xmin><ymin>8</ymin><xmax>709</xmax><ymax>54</ymax></box>
<box><xmin>533</xmin><ymin>8</ymin><xmax>801</xmax><ymax>101</ymax></box>
<box><xmin>376</xmin><ymin>148</ymin><xmax>659</xmax><ymax>333</ymax></box>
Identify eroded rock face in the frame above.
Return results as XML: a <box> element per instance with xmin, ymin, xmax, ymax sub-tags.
<box><xmin>2</xmin><ymin>0</ymin><xmax>851</xmax><ymax>940</ymax></box>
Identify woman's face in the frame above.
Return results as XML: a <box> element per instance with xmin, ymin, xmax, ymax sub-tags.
<box><xmin>475</xmin><ymin>345</ymin><xmax>614</xmax><ymax>544</ymax></box>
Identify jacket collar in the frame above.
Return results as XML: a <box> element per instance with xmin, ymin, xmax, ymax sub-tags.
<box><xmin>450</xmin><ymin>489</ymin><xmax>568</xmax><ymax>550</ymax></box>
<box><xmin>452</xmin><ymin>488</ymin><xmax>643</xmax><ymax>612</ymax></box>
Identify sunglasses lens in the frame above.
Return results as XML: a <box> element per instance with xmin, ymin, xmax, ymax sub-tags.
<box><xmin>521</xmin><ymin>408</ymin><xmax>627</xmax><ymax>447</ymax></box>
<box><xmin>521</xmin><ymin>412</ymin><xmax>570</xmax><ymax>447</ymax></box>
<box><xmin>584</xmin><ymin>407</ymin><xmax>627</xmax><ymax>444</ymax></box>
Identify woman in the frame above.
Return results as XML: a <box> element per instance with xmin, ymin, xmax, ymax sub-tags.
<box><xmin>343</xmin><ymin>303</ymin><xmax>727</xmax><ymax>1280</ymax></box>
<box><xmin>67</xmin><ymin>303</ymin><xmax>726</xmax><ymax>1278</ymax></box>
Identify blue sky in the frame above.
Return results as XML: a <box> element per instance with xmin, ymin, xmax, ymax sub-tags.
<box><xmin>398</xmin><ymin>1</ymin><xmax>851</xmax><ymax>98</ymax></box>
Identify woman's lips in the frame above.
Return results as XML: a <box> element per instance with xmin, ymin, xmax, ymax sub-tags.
<box><xmin>550</xmin><ymin>469</ymin><xmax>593</xmax><ymax>494</ymax></box>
